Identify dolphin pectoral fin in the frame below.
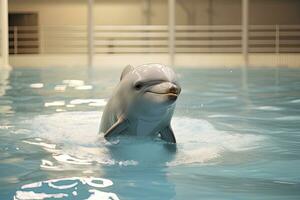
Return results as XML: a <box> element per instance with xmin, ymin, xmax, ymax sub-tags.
<box><xmin>160</xmin><ymin>126</ymin><xmax>176</xmax><ymax>144</ymax></box>
<box><xmin>104</xmin><ymin>117</ymin><xmax>129</xmax><ymax>139</ymax></box>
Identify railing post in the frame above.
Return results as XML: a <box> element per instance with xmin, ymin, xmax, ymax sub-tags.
<box><xmin>1</xmin><ymin>0</ymin><xmax>10</xmax><ymax>69</ymax></box>
<box><xmin>168</xmin><ymin>0</ymin><xmax>176</xmax><ymax>67</ymax></box>
<box><xmin>275</xmin><ymin>25</ymin><xmax>280</xmax><ymax>85</ymax></box>
<box><xmin>13</xmin><ymin>26</ymin><xmax>18</xmax><ymax>54</ymax></box>
<box><xmin>39</xmin><ymin>26</ymin><xmax>44</xmax><ymax>54</ymax></box>
<box><xmin>241</xmin><ymin>0</ymin><xmax>249</xmax><ymax>91</ymax></box>
<box><xmin>242</xmin><ymin>0</ymin><xmax>249</xmax><ymax>67</ymax></box>
<box><xmin>275</xmin><ymin>24</ymin><xmax>280</xmax><ymax>67</ymax></box>
<box><xmin>275</xmin><ymin>24</ymin><xmax>280</xmax><ymax>54</ymax></box>
<box><xmin>142</xmin><ymin>0</ymin><xmax>151</xmax><ymax>25</ymax></box>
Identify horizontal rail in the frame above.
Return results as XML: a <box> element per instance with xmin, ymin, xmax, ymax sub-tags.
<box><xmin>8</xmin><ymin>25</ymin><xmax>300</xmax><ymax>55</ymax></box>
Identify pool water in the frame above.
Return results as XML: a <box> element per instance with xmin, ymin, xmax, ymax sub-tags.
<box><xmin>0</xmin><ymin>66</ymin><xmax>300</xmax><ymax>199</ymax></box>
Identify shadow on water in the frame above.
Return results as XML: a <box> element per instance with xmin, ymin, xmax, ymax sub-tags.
<box><xmin>101</xmin><ymin>138</ymin><xmax>177</xmax><ymax>199</ymax></box>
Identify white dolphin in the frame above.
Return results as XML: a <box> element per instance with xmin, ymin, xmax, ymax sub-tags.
<box><xmin>99</xmin><ymin>63</ymin><xmax>181</xmax><ymax>143</ymax></box>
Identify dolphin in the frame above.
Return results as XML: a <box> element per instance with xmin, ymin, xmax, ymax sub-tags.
<box><xmin>99</xmin><ymin>63</ymin><xmax>181</xmax><ymax>143</ymax></box>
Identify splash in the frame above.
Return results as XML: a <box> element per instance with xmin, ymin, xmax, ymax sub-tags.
<box><xmin>168</xmin><ymin>117</ymin><xmax>264</xmax><ymax>166</ymax></box>
<box><xmin>21</xmin><ymin>111</ymin><xmax>264</xmax><ymax>167</ymax></box>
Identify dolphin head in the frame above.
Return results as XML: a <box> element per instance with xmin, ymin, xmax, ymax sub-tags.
<box><xmin>119</xmin><ymin>64</ymin><xmax>181</xmax><ymax>115</ymax></box>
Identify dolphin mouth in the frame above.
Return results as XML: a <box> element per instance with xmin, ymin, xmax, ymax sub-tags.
<box><xmin>146</xmin><ymin>91</ymin><xmax>178</xmax><ymax>96</ymax></box>
<box><xmin>145</xmin><ymin>82</ymin><xmax>181</xmax><ymax>97</ymax></box>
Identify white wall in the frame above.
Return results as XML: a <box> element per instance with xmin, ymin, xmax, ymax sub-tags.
<box><xmin>94</xmin><ymin>0</ymin><xmax>146</xmax><ymax>25</ymax></box>
<box><xmin>9</xmin><ymin>0</ymin><xmax>87</xmax><ymax>26</ymax></box>
<box><xmin>8</xmin><ymin>0</ymin><xmax>300</xmax><ymax>26</ymax></box>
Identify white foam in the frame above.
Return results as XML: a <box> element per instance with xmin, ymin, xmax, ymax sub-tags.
<box><xmin>44</xmin><ymin>101</ymin><xmax>65</xmax><ymax>107</ymax></box>
<box><xmin>48</xmin><ymin>181</ymin><xmax>78</xmax><ymax>189</ymax></box>
<box><xmin>87</xmin><ymin>189</ymin><xmax>120</xmax><ymax>200</ymax></box>
<box><xmin>254</xmin><ymin>106</ymin><xmax>282</xmax><ymax>111</ymax></box>
<box><xmin>26</xmin><ymin>111</ymin><xmax>264</xmax><ymax>167</ymax></box>
<box><xmin>40</xmin><ymin>159</ymin><xmax>60</xmax><ymax>171</ymax></box>
<box><xmin>208</xmin><ymin>114</ymin><xmax>235</xmax><ymax>118</ymax></box>
<box><xmin>14</xmin><ymin>191</ymin><xmax>68</xmax><ymax>200</ymax></box>
<box><xmin>0</xmin><ymin>125</ymin><xmax>13</xmax><ymax>129</ymax></box>
<box><xmin>169</xmin><ymin>117</ymin><xmax>264</xmax><ymax>165</ymax></box>
<box><xmin>223</xmin><ymin>96</ymin><xmax>237</xmax><ymax>100</ymax></box>
<box><xmin>66</xmin><ymin>104</ymin><xmax>75</xmax><ymax>108</ymax></box>
<box><xmin>75</xmin><ymin>85</ymin><xmax>93</xmax><ymax>90</ymax></box>
<box><xmin>54</xmin><ymin>85</ymin><xmax>67</xmax><ymax>91</ymax></box>
<box><xmin>53</xmin><ymin>154</ymin><xmax>92</xmax><ymax>165</ymax></box>
<box><xmin>88</xmin><ymin>101</ymin><xmax>107</xmax><ymax>107</ymax></box>
<box><xmin>167</xmin><ymin>148</ymin><xmax>219</xmax><ymax>166</ymax></box>
<box><xmin>273</xmin><ymin>180</ymin><xmax>296</xmax><ymax>185</ymax></box>
<box><xmin>83</xmin><ymin>177</ymin><xmax>113</xmax><ymax>188</ymax></box>
<box><xmin>0</xmin><ymin>105</ymin><xmax>14</xmax><ymax>114</ymax></box>
<box><xmin>290</xmin><ymin>99</ymin><xmax>300</xmax><ymax>103</ymax></box>
<box><xmin>62</xmin><ymin>80</ymin><xmax>84</xmax><ymax>87</ymax></box>
<box><xmin>276</xmin><ymin>116</ymin><xmax>300</xmax><ymax>121</ymax></box>
<box><xmin>23</xmin><ymin>140</ymin><xmax>56</xmax><ymax>149</ymax></box>
<box><xmin>70</xmin><ymin>99</ymin><xmax>107</xmax><ymax>106</ymax></box>
<box><xmin>30</xmin><ymin>83</ymin><xmax>44</xmax><ymax>89</ymax></box>
<box><xmin>29</xmin><ymin>112</ymin><xmax>101</xmax><ymax>145</ymax></box>
<box><xmin>21</xmin><ymin>182</ymin><xmax>42</xmax><ymax>189</ymax></box>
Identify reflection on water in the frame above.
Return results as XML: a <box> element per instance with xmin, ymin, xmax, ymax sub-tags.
<box><xmin>14</xmin><ymin>177</ymin><xmax>119</xmax><ymax>200</ymax></box>
<box><xmin>0</xmin><ymin>68</ymin><xmax>11</xmax><ymax>97</ymax></box>
<box><xmin>0</xmin><ymin>67</ymin><xmax>300</xmax><ymax>199</ymax></box>
<box><xmin>0</xmin><ymin>68</ymin><xmax>13</xmax><ymax>114</ymax></box>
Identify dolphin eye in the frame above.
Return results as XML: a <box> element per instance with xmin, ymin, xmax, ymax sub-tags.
<box><xmin>134</xmin><ymin>82</ymin><xmax>143</xmax><ymax>90</ymax></box>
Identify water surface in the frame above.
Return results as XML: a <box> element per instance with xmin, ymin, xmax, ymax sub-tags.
<box><xmin>0</xmin><ymin>66</ymin><xmax>300</xmax><ymax>199</ymax></box>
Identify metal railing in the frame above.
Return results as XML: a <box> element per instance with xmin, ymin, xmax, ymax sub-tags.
<box><xmin>8</xmin><ymin>25</ymin><xmax>300</xmax><ymax>54</ymax></box>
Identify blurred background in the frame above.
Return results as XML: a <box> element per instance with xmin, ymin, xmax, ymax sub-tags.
<box><xmin>0</xmin><ymin>0</ymin><xmax>300</xmax><ymax>68</ymax></box>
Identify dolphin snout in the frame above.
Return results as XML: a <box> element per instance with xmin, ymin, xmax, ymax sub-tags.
<box><xmin>169</xmin><ymin>84</ymin><xmax>181</xmax><ymax>95</ymax></box>
<box><xmin>147</xmin><ymin>82</ymin><xmax>180</xmax><ymax>96</ymax></box>
<box><xmin>167</xmin><ymin>85</ymin><xmax>179</xmax><ymax>101</ymax></box>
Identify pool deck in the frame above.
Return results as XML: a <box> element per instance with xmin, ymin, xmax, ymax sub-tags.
<box><xmin>7</xmin><ymin>53</ymin><xmax>300</xmax><ymax>68</ymax></box>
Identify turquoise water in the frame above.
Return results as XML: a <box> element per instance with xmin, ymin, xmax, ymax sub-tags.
<box><xmin>0</xmin><ymin>66</ymin><xmax>300</xmax><ymax>199</ymax></box>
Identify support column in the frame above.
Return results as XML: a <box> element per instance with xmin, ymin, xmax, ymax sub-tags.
<box><xmin>142</xmin><ymin>0</ymin><xmax>151</xmax><ymax>25</ymax></box>
<box><xmin>242</xmin><ymin>0</ymin><xmax>249</xmax><ymax>66</ymax></box>
<box><xmin>241</xmin><ymin>0</ymin><xmax>249</xmax><ymax>90</ymax></box>
<box><xmin>87</xmin><ymin>0</ymin><xmax>94</xmax><ymax>68</ymax></box>
<box><xmin>168</xmin><ymin>0</ymin><xmax>175</xmax><ymax>67</ymax></box>
<box><xmin>1</xmin><ymin>0</ymin><xmax>10</xmax><ymax>69</ymax></box>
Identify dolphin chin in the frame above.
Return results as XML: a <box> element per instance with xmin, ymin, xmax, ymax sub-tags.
<box><xmin>99</xmin><ymin>63</ymin><xmax>181</xmax><ymax>144</ymax></box>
